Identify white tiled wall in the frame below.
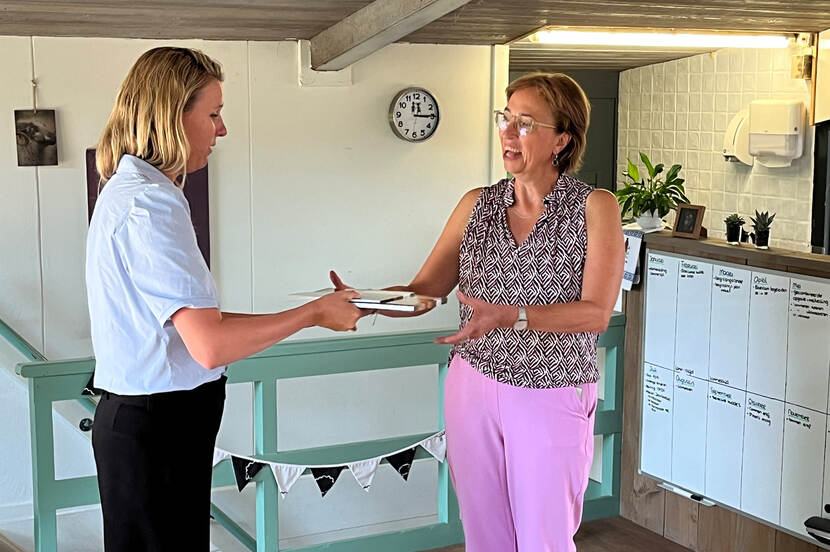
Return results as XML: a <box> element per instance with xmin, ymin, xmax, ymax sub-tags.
<box><xmin>618</xmin><ymin>46</ymin><xmax>815</xmax><ymax>251</ymax></box>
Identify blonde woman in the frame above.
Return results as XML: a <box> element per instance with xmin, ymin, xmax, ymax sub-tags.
<box><xmin>87</xmin><ymin>47</ymin><xmax>362</xmax><ymax>551</ymax></box>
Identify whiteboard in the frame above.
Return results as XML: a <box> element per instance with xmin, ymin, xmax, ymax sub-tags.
<box><xmin>639</xmin><ymin>250</ymin><xmax>830</xmax><ymax>546</ymax></box>
<box><xmin>705</xmin><ymin>382</ymin><xmax>745</xmax><ymax>508</ymax></box>
<box><xmin>780</xmin><ymin>404</ymin><xmax>826</xmax><ymax>537</ymax></box>
<box><xmin>671</xmin><ymin>372</ymin><xmax>707</xmax><ymax>494</ymax></box>
<box><xmin>741</xmin><ymin>393</ymin><xmax>785</xmax><ymax>524</ymax></box>
<box><xmin>786</xmin><ymin>278</ymin><xmax>830</xmax><ymax>413</ymax></box>
<box><xmin>709</xmin><ymin>266</ymin><xmax>750</xmax><ymax>389</ymax></box>
<box><xmin>675</xmin><ymin>259</ymin><xmax>712</xmax><ymax>379</ymax></box>
<box><xmin>644</xmin><ymin>253</ymin><xmax>679</xmax><ymax>370</ymax></box>
<box><xmin>747</xmin><ymin>272</ymin><xmax>790</xmax><ymax>401</ymax></box>
<box><xmin>641</xmin><ymin>363</ymin><xmax>674</xmax><ymax>481</ymax></box>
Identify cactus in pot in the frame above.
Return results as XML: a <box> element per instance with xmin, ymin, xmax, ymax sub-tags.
<box><xmin>724</xmin><ymin>213</ymin><xmax>745</xmax><ymax>245</ymax></box>
<box><xmin>750</xmin><ymin>210</ymin><xmax>775</xmax><ymax>249</ymax></box>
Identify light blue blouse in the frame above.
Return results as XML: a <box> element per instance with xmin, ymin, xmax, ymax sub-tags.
<box><xmin>86</xmin><ymin>155</ymin><xmax>225</xmax><ymax>395</ymax></box>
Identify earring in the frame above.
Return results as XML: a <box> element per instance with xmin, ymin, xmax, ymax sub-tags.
<box><xmin>552</xmin><ymin>153</ymin><xmax>560</xmax><ymax>167</ymax></box>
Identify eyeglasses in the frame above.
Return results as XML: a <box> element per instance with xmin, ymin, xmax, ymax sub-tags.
<box><xmin>494</xmin><ymin>110</ymin><xmax>558</xmax><ymax>136</ymax></box>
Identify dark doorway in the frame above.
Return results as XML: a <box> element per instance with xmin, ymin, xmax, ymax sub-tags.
<box><xmin>810</xmin><ymin>121</ymin><xmax>830</xmax><ymax>253</ymax></box>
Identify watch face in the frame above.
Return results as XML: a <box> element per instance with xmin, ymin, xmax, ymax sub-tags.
<box><xmin>388</xmin><ymin>88</ymin><xmax>439</xmax><ymax>142</ymax></box>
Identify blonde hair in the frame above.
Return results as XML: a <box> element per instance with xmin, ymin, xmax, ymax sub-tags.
<box><xmin>506</xmin><ymin>73</ymin><xmax>590</xmax><ymax>173</ymax></box>
<box><xmin>96</xmin><ymin>47</ymin><xmax>224</xmax><ymax>187</ymax></box>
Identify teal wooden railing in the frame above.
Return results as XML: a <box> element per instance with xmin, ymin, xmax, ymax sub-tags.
<box><xmin>5</xmin><ymin>313</ymin><xmax>625</xmax><ymax>552</ymax></box>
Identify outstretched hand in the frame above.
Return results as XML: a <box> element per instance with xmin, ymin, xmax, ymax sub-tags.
<box><xmin>310</xmin><ymin>289</ymin><xmax>363</xmax><ymax>331</ymax></box>
<box><xmin>329</xmin><ymin>270</ymin><xmax>378</xmax><ymax>318</ymax></box>
<box><xmin>435</xmin><ymin>291</ymin><xmax>514</xmax><ymax>345</ymax></box>
<box><xmin>330</xmin><ymin>270</ymin><xmax>353</xmax><ymax>292</ymax></box>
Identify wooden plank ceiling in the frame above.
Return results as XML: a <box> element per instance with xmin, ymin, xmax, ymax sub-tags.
<box><xmin>2</xmin><ymin>1</ymin><xmax>829</xmax><ymax>71</ymax></box>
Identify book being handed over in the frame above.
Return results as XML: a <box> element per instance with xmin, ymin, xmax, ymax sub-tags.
<box><xmin>294</xmin><ymin>288</ymin><xmax>446</xmax><ymax>312</ymax></box>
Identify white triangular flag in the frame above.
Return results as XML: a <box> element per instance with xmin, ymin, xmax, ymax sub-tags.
<box><xmin>348</xmin><ymin>457</ymin><xmax>382</xmax><ymax>492</ymax></box>
<box><xmin>213</xmin><ymin>448</ymin><xmax>230</xmax><ymax>468</ymax></box>
<box><xmin>421</xmin><ymin>432</ymin><xmax>447</xmax><ymax>462</ymax></box>
<box><xmin>270</xmin><ymin>463</ymin><xmax>306</xmax><ymax>498</ymax></box>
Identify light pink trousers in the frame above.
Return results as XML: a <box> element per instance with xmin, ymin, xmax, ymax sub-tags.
<box><xmin>444</xmin><ymin>354</ymin><xmax>597</xmax><ymax>552</ymax></box>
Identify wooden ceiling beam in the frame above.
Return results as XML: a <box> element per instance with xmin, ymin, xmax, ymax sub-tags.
<box><xmin>309</xmin><ymin>0</ymin><xmax>471</xmax><ymax>70</ymax></box>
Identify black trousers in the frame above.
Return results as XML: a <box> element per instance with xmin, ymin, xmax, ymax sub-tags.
<box><xmin>92</xmin><ymin>376</ymin><xmax>226</xmax><ymax>552</ymax></box>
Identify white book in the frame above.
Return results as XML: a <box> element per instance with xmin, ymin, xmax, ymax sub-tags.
<box><xmin>351</xmin><ymin>299</ymin><xmax>418</xmax><ymax>312</ymax></box>
<box><xmin>292</xmin><ymin>288</ymin><xmax>444</xmax><ymax>312</ymax></box>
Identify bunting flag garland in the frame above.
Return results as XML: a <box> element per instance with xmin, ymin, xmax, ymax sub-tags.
<box><xmin>385</xmin><ymin>447</ymin><xmax>417</xmax><ymax>481</ymax></box>
<box><xmin>214</xmin><ymin>431</ymin><xmax>445</xmax><ymax>499</ymax></box>
<box><xmin>270</xmin><ymin>464</ymin><xmax>305</xmax><ymax>497</ymax></box>
<box><xmin>310</xmin><ymin>466</ymin><xmax>346</xmax><ymax>497</ymax></box>
<box><xmin>420</xmin><ymin>432</ymin><xmax>447</xmax><ymax>462</ymax></box>
<box><xmin>231</xmin><ymin>456</ymin><xmax>266</xmax><ymax>492</ymax></box>
<box><xmin>347</xmin><ymin>458</ymin><xmax>382</xmax><ymax>492</ymax></box>
<box><xmin>213</xmin><ymin>449</ymin><xmax>230</xmax><ymax>468</ymax></box>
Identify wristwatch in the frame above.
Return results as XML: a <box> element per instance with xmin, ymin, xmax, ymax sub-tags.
<box><xmin>513</xmin><ymin>306</ymin><xmax>528</xmax><ymax>331</ymax></box>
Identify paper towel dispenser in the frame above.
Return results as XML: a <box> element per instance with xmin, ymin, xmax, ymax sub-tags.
<box><xmin>723</xmin><ymin>109</ymin><xmax>753</xmax><ymax>166</ymax></box>
<box><xmin>749</xmin><ymin>99</ymin><xmax>806</xmax><ymax>168</ymax></box>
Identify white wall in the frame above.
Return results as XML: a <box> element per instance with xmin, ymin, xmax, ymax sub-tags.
<box><xmin>0</xmin><ymin>35</ymin><xmax>508</xmax><ymax>545</ymax></box>
<box><xmin>618</xmin><ymin>45</ymin><xmax>815</xmax><ymax>251</ymax></box>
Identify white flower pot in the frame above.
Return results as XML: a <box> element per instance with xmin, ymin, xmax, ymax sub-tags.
<box><xmin>636</xmin><ymin>210</ymin><xmax>663</xmax><ymax>230</ymax></box>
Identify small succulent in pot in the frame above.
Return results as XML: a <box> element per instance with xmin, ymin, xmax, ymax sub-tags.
<box><xmin>750</xmin><ymin>210</ymin><xmax>775</xmax><ymax>250</ymax></box>
<box><xmin>724</xmin><ymin>213</ymin><xmax>745</xmax><ymax>245</ymax></box>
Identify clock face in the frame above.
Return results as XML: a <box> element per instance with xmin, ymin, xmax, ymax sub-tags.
<box><xmin>388</xmin><ymin>88</ymin><xmax>439</xmax><ymax>142</ymax></box>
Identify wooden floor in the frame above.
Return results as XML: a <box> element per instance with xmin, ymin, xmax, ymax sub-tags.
<box><xmin>426</xmin><ymin>516</ymin><xmax>692</xmax><ymax>552</ymax></box>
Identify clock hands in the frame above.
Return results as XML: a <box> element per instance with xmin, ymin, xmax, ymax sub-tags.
<box><xmin>413</xmin><ymin>114</ymin><xmax>437</xmax><ymax>119</ymax></box>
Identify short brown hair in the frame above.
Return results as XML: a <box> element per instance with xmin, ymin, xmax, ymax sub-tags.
<box><xmin>506</xmin><ymin>73</ymin><xmax>590</xmax><ymax>173</ymax></box>
<box><xmin>96</xmin><ymin>47</ymin><xmax>224</xmax><ymax>186</ymax></box>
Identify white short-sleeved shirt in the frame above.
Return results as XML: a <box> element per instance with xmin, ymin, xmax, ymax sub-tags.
<box><xmin>86</xmin><ymin>154</ymin><xmax>225</xmax><ymax>395</ymax></box>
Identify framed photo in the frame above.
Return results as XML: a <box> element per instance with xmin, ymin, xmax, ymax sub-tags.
<box><xmin>15</xmin><ymin>109</ymin><xmax>58</xmax><ymax>166</ymax></box>
<box><xmin>672</xmin><ymin>204</ymin><xmax>706</xmax><ymax>239</ymax></box>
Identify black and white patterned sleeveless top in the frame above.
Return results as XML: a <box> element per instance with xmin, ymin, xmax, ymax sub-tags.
<box><xmin>451</xmin><ymin>175</ymin><xmax>599</xmax><ymax>389</ymax></box>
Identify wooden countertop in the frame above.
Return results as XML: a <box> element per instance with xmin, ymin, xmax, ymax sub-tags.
<box><xmin>642</xmin><ymin>230</ymin><xmax>830</xmax><ymax>278</ymax></box>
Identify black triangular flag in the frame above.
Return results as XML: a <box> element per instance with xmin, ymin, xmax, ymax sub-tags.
<box><xmin>386</xmin><ymin>447</ymin><xmax>417</xmax><ymax>481</ymax></box>
<box><xmin>310</xmin><ymin>466</ymin><xmax>345</xmax><ymax>497</ymax></box>
<box><xmin>231</xmin><ymin>456</ymin><xmax>265</xmax><ymax>492</ymax></box>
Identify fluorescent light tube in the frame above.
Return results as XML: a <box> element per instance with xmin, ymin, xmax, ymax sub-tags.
<box><xmin>530</xmin><ymin>30</ymin><xmax>790</xmax><ymax>49</ymax></box>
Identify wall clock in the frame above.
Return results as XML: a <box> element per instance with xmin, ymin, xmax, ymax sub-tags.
<box><xmin>388</xmin><ymin>87</ymin><xmax>439</xmax><ymax>142</ymax></box>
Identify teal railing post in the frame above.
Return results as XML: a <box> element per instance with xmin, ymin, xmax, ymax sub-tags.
<box><xmin>28</xmin><ymin>378</ymin><xmax>58</xmax><ymax>552</ymax></box>
<box><xmin>255</xmin><ymin>376</ymin><xmax>280</xmax><ymax>552</ymax></box>
<box><xmin>582</xmin><ymin>314</ymin><xmax>626</xmax><ymax>520</ymax></box>
<box><xmin>436</xmin><ymin>362</ymin><xmax>459</xmax><ymax>526</ymax></box>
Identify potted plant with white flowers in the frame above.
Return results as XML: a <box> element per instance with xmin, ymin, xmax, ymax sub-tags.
<box><xmin>615</xmin><ymin>152</ymin><xmax>690</xmax><ymax>230</ymax></box>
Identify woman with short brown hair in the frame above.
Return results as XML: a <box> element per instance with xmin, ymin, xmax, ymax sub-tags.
<box><xmin>335</xmin><ymin>72</ymin><xmax>623</xmax><ymax>550</ymax></box>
